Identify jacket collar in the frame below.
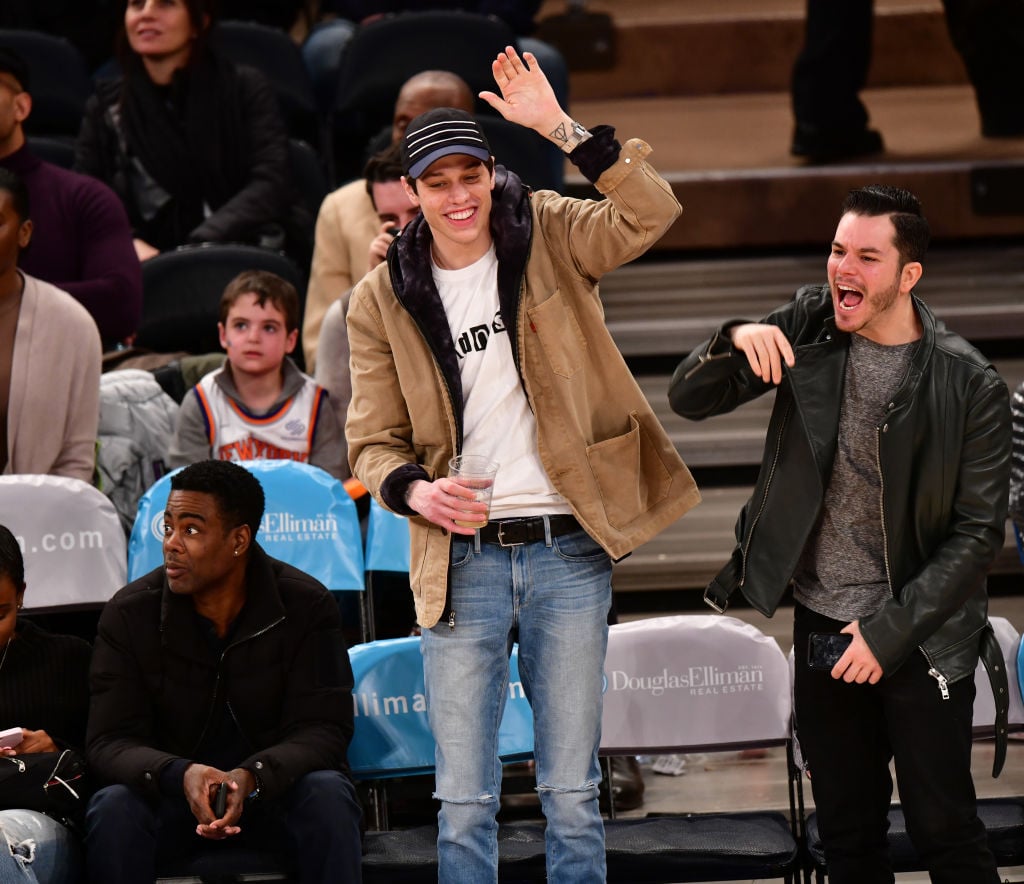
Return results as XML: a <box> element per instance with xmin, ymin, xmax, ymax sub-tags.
<box><xmin>158</xmin><ymin>543</ymin><xmax>285</xmax><ymax>660</ymax></box>
<box><xmin>387</xmin><ymin>165</ymin><xmax>533</xmax><ymax>448</ymax></box>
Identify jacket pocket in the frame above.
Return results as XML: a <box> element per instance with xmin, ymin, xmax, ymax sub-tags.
<box><xmin>528</xmin><ymin>289</ymin><xmax>586</xmax><ymax>379</ymax></box>
<box><xmin>586</xmin><ymin>412</ymin><xmax>672</xmax><ymax>528</ymax></box>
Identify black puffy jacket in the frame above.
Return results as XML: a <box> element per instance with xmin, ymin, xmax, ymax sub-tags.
<box><xmin>669</xmin><ymin>285</ymin><xmax>1011</xmax><ymax>688</ymax></box>
<box><xmin>87</xmin><ymin>544</ymin><xmax>354</xmax><ymax>801</ymax></box>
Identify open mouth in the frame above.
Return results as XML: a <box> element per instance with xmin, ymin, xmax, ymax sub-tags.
<box><xmin>446</xmin><ymin>207</ymin><xmax>475</xmax><ymax>223</ymax></box>
<box><xmin>837</xmin><ymin>285</ymin><xmax>864</xmax><ymax>311</ymax></box>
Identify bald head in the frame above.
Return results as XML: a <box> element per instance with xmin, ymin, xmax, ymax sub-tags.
<box><xmin>391</xmin><ymin>70</ymin><xmax>475</xmax><ymax>145</ymax></box>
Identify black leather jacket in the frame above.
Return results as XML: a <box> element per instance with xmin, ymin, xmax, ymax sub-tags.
<box><xmin>669</xmin><ymin>285</ymin><xmax>1011</xmax><ymax>689</ymax></box>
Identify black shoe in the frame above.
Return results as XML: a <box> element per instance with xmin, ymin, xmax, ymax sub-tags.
<box><xmin>600</xmin><ymin>756</ymin><xmax>645</xmax><ymax>812</ymax></box>
<box><xmin>791</xmin><ymin>124</ymin><xmax>884</xmax><ymax>162</ymax></box>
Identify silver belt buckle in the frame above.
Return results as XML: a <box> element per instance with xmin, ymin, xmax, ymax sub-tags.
<box><xmin>497</xmin><ymin>521</ymin><xmax>525</xmax><ymax>547</ymax></box>
<box><xmin>703</xmin><ymin>586</ymin><xmax>728</xmax><ymax>614</ymax></box>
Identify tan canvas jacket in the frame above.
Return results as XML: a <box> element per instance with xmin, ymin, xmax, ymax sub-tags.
<box><xmin>347</xmin><ymin>134</ymin><xmax>701</xmax><ymax>627</ymax></box>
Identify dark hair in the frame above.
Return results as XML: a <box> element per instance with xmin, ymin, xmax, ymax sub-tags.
<box><xmin>0</xmin><ymin>46</ymin><xmax>31</xmax><ymax>93</ymax></box>
<box><xmin>170</xmin><ymin>460</ymin><xmax>264</xmax><ymax>538</ymax></box>
<box><xmin>0</xmin><ymin>168</ymin><xmax>30</xmax><ymax>224</ymax></box>
<box><xmin>406</xmin><ymin>156</ymin><xmax>495</xmax><ymax>194</ymax></box>
<box><xmin>0</xmin><ymin>525</ymin><xmax>25</xmax><ymax>589</ymax></box>
<box><xmin>840</xmin><ymin>184</ymin><xmax>930</xmax><ymax>266</ymax></box>
<box><xmin>363</xmin><ymin>142</ymin><xmax>405</xmax><ymax>199</ymax></box>
<box><xmin>118</xmin><ymin>0</ymin><xmax>217</xmax><ymax>70</ymax></box>
<box><xmin>219</xmin><ymin>269</ymin><xmax>299</xmax><ymax>333</ymax></box>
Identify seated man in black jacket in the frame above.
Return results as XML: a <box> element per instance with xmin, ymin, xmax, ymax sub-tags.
<box><xmin>83</xmin><ymin>460</ymin><xmax>362</xmax><ymax>883</ymax></box>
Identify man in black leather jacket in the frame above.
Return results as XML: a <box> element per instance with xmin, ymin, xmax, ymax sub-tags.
<box><xmin>669</xmin><ymin>185</ymin><xmax>1010</xmax><ymax>884</ymax></box>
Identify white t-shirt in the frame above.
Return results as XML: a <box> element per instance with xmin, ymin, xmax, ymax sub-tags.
<box><xmin>433</xmin><ymin>245</ymin><xmax>570</xmax><ymax>518</ymax></box>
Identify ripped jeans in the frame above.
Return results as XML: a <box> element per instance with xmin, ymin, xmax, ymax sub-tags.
<box><xmin>421</xmin><ymin>527</ymin><xmax>612</xmax><ymax>884</ymax></box>
<box><xmin>0</xmin><ymin>810</ymin><xmax>82</xmax><ymax>884</ymax></box>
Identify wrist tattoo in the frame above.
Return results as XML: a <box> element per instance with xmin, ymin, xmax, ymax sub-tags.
<box><xmin>550</xmin><ymin>121</ymin><xmax>569</xmax><ymax>144</ymax></box>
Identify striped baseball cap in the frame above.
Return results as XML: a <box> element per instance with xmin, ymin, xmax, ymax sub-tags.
<box><xmin>402</xmin><ymin>108</ymin><xmax>492</xmax><ymax>179</ymax></box>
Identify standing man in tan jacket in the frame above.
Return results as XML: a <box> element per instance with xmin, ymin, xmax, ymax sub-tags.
<box><xmin>346</xmin><ymin>47</ymin><xmax>699</xmax><ymax>884</ymax></box>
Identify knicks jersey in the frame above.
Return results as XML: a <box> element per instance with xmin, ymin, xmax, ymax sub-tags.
<box><xmin>194</xmin><ymin>369</ymin><xmax>326</xmax><ymax>464</ymax></box>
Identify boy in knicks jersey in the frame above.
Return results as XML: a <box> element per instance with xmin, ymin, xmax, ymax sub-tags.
<box><xmin>168</xmin><ymin>270</ymin><xmax>345</xmax><ymax>478</ymax></box>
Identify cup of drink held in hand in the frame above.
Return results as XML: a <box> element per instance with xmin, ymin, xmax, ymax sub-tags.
<box><xmin>448</xmin><ymin>455</ymin><xmax>499</xmax><ymax>528</ymax></box>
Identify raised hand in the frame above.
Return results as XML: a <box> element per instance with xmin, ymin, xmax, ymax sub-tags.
<box><xmin>479</xmin><ymin>46</ymin><xmax>569</xmax><ymax>141</ymax></box>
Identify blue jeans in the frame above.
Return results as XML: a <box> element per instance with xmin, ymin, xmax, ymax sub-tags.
<box><xmin>793</xmin><ymin>604</ymin><xmax>999</xmax><ymax>884</ymax></box>
<box><xmin>85</xmin><ymin>770</ymin><xmax>362</xmax><ymax>883</ymax></box>
<box><xmin>0</xmin><ymin>810</ymin><xmax>82</xmax><ymax>884</ymax></box>
<box><xmin>421</xmin><ymin>526</ymin><xmax>612</xmax><ymax>884</ymax></box>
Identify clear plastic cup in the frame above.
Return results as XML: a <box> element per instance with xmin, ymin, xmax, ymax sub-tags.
<box><xmin>448</xmin><ymin>455</ymin><xmax>499</xmax><ymax>528</ymax></box>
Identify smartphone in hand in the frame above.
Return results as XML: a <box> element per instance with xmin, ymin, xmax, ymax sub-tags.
<box><xmin>0</xmin><ymin>727</ymin><xmax>24</xmax><ymax>749</ymax></box>
<box><xmin>807</xmin><ymin>632</ymin><xmax>853</xmax><ymax>670</ymax></box>
<box><xmin>213</xmin><ymin>781</ymin><xmax>228</xmax><ymax>818</ymax></box>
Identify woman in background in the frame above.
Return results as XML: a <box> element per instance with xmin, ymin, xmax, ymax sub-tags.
<box><xmin>0</xmin><ymin>525</ymin><xmax>92</xmax><ymax>884</ymax></box>
<box><xmin>75</xmin><ymin>0</ymin><xmax>297</xmax><ymax>263</ymax></box>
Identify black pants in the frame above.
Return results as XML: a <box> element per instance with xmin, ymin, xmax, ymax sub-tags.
<box><xmin>792</xmin><ymin>0</ymin><xmax>1024</xmax><ymax>135</ymax></box>
<box><xmin>84</xmin><ymin>770</ymin><xmax>363</xmax><ymax>883</ymax></box>
<box><xmin>793</xmin><ymin>604</ymin><xmax>999</xmax><ymax>884</ymax></box>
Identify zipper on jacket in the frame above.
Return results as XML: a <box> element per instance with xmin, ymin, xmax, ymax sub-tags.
<box><xmin>1</xmin><ymin>756</ymin><xmax>25</xmax><ymax>773</ymax></box>
<box><xmin>740</xmin><ymin>403</ymin><xmax>791</xmax><ymax>586</ymax></box>
<box><xmin>448</xmin><ymin>610</ymin><xmax>456</xmax><ymax>631</ymax></box>
<box><xmin>191</xmin><ymin>615</ymin><xmax>286</xmax><ymax>755</ymax></box>
<box><xmin>877</xmin><ymin>417</ymin><xmax>950</xmax><ymax>700</ymax></box>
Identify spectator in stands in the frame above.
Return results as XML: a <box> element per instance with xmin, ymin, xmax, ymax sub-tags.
<box><xmin>302</xmin><ymin>2</ymin><xmax>568</xmax><ymax>120</ymax></box>
<box><xmin>313</xmin><ymin>144</ymin><xmax>417</xmax><ymax>442</ymax></box>
<box><xmin>84</xmin><ymin>460</ymin><xmax>362</xmax><ymax>883</ymax></box>
<box><xmin>791</xmin><ymin>0</ymin><xmax>1024</xmax><ymax>161</ymax></box>
<box><xmin>0</xmin><ymin>523</ymin><xmax>92</xmax><ymax>884</ymax></box>
<box><xmin>0</xmin><ymin>46</ymin><xmax>142</xmax><ymax>350</ymax></box>
<box><xmin>74</xmin><ymin>0</ymin><xmax>303</xmax><ymax>264</ymax></box>
<box><xmin>669</xmin><ymin>184</ymin><xmax>1010</xmax><ymax>883</ymax></box>
<box><xmin>1009</xmin><ymin>379</ymin><xmax>1024</xmax><ymax>537</ymax></box>
<box><xmin>169</xmin><ymin>270</ymin><xmax>345</xmax><ymax>478</ymax></box>
<box><xmin>0</xmin><ymin>168</ymin><xmax>101</xmax><ymax>483</ymax></box>
<box><xmin>346</xmin><ymin>47</ymin><xmax>696</xmax><ymax>883</ymax></box>
<box><xmin>302</xmin><ymin>70</ymin><xmax>470</xmax><ymax>370</ymax></box>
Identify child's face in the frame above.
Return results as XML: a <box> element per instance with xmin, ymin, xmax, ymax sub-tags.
<box><xmin>218</xmin><ymin>293</ymin><xmax>297</xmax><ymax>378</ymax></box>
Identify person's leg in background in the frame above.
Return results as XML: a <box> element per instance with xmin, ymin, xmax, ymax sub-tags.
<box><xmin>941</xmin><ymin>0</ymin><xmax>1024</xmax><ymax>136</ymax></box>
<box><xmin>791</xmin><ymin>0</ymin><xmax>883</xmax><ymax>160</ymax></box>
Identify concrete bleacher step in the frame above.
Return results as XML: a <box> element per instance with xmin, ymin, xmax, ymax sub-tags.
<box><xmin>615</xmin><ymin>360</ymin><xmax>1024</xmax><ymax>592</ymax></box>
<box><xmin>564</xmin><ymin>87</ymin><xmax>1024</xmax><ymax>252</ymax></box>
<box><xmin>600</xmin><ymin>243</ymin><xmax>1024</xmax><ymax>358</ymax></box>
<box><xmin>538</xmin><ymin>0</ymin><xmax>966</xmax><ymax>100</ymax></box>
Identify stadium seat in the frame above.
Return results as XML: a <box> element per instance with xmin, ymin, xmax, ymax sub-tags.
<box><xmin>0</xmin><ymin>29</ymin><xmax>91</xmax><ymax>139</ymax></box>
<box><xmin>350</xmin><ymin>636</ymin><xmax>538</xmax><ymax>879</ymax></box>
<box><xmin>129</xmin><ymin>460</ymin><xmax>364</xmax><ymax>593</ymax></box>
<box><xmin>329</xmin><ymin>10</ymin><xmax>517</xmax><ymax>182</ymax></box>
<box><xmin>599</xmin><ymin>614</ymin><xmax>803</xmax><ymax>883</ymax></box>
<box><xmin>212</xmin><ymin>20</ymin><xmax>323</xmax><ymax>150</ymax></box>
<box><xmin>135</xmin><ymin>243</ymin><xmax>306</xmax><ymax>359</ymax></box>
<box><xmin>26</xmin><ymin>135</ymin><xmax>75</xmax><ymax>169</ymax></box>
<box><xmin>287</xmin><ymin>136</ymin><xmax>330</xmax><ymax>221</ymax></box>
<box><xmin>0</xmin><ymin>475</ymin><xmax>127</xmax><ymax>611</ymax></box>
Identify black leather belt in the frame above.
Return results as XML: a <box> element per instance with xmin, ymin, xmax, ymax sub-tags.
<box><xmin>477</xmin><ymin>515</ymin><xmax>581</xmax><ymax>546</ymax></box>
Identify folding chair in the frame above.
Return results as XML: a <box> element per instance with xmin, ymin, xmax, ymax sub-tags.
<box><xmin>349</xmin><ymin>636</ymin><xmax>542</xmax><ymax>882</ymax></box>
<box><xmin>599</xmin><ymin>614</ymin><xmax>804</xmax><ymax>883</ymax></box>
<box><xmin>804</xmin><ymin>615</ymin><xmax>1024</xmax><ymax>881</ymax></box>
<box><xmin>129</xmin><ymin>460</ymin><xmax>365</xmax><ymax>618</ymax></box>
<box><xmin>0</xmin><ymin>474</ymin><xmax>127</xmax><ymax>611</ymax></box>
<box><xmin>136</xmin><ymin>243</ymin><xmax>306</xmax><ymax>360</ymax></box>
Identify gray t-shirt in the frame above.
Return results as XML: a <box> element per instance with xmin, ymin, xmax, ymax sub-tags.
<box><xmin>793</xmin><ymin>333</ymin><xmax>917</xmax><ymax>621</ymax></box>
